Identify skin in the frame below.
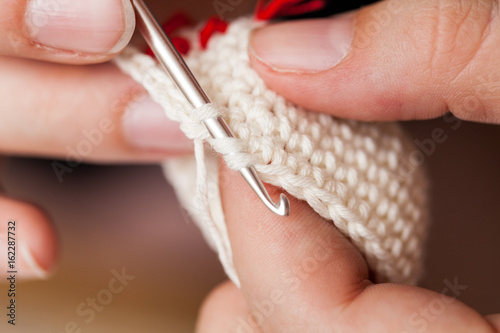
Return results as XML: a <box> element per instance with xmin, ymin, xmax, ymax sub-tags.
<box><xmin>197</xmin><ymin>0</ymin><xmax>500</xmax><ymax>331</ymax></box>
<box><xmin>196</xmin><ymin>164</ymin><xmax>500</xmax><ymax>332</ymax></box>
<box><xmin>0</xmin><ymin>0</ymin><xmax>498</xmax><ymax>331</ymax></box>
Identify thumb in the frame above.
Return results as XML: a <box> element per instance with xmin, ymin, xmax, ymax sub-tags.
<box><xmin>219</xmin><ymin>162</ymin><xmax>371</xmax><ymax>331</ymax></box>
<box><xmin>215</xmin><ymin>163</ymin><xmax>496</xmax><ymax>332</ymax></box>
<box><xmin>1</xmin><ymin>0</ymin><xmax>135</xmax><ymax>64</ymax></box>
<box><xmin>249</xmin><ymin>0</ymin><xmax>500</xmax><ymax>124</ymax></box>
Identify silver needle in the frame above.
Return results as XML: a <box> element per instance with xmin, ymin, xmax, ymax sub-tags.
<box><xmin>132</xmin><ymin>0</ymin><xmax>290</xmax><ymax>216</ymax></box>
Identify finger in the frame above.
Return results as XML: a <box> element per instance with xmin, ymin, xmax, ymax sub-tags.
<box><xmin>220</xmin><ymin>164</ymin><xmax>496</xmax><ymax>332</ymax></box>
<box><xmin>486</xmin><ymin>314</ymin><xmax>500</xmax><ymax>331</ymax></box>
<box><xmin>341</xmin><ymin>283</ymin><xmax>497</xmax><ymax>333</ymax></box>
<box><xmin>0</xmin><ymin>55</ymin><xmax>191</xmax><ymax>166</ymax></box>
<box><xmin>197</xmin><ymin>284</ymin><xmax>500</xmax><ymax>333</ymax></box>
<box><xmin>0</xmin><ymin>195</ymin><xmax>58</xmax><ymax>280</ymax></box>
<box><xmin>0</xmin><ymin>0</ymin><xmax>135</xmax><ymax>64</ymax></box>
<box><xmin>196</xmin><ymin>281</ymin><xmax>259</xmax><ymax>333</ymax></box>
<box><xmin>220</xmin><ymin>163</ymin><xmax>370</xmax><ymax>331</ymax></box>
<box><xmin>249</xmin><ymin>0</ymin><xmax>500</xmax><ymax>124</ymax></box>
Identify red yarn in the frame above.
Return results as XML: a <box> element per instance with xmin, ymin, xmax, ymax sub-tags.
<box><xmin>171</xmin><ymin>37</ymin><xmax>191</xmax><ymax>55</ymax></box>
<box><xmin>145</xmin><ymin>12</ymin><xmax>192</xmax><ymax>56</ymax></box>
<box><xmin>145</xmin><ymin>36</ymin><xmax>190</xmax><ymax>57</ymax></box>
<box><xmin>144</xmin><ymin>13</ymin><xmax>228</xmax><ymax>55</ymax></box>
<box><xmin>255</xmin><ymin>0</ymin><xmax>326</xmax><ymax>20</ymax></box>
<box><xmin>161</xmin><ymin>12</ymin><xmax>192</xmax><ymax>34</ymax></box>
<box><xmin>144</xmin><ymin>1</ymin><xmax>325</xmax><ymax>57</ymax></box>
<box><xmin>200</xmin><ymin>17</ymin><xmax>229</xmax><ymax>49</ymax></box>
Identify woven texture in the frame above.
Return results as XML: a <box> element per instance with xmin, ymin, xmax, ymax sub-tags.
<box><xmin>115</xmin><ymin>17</ymin><xmax>428</xmax><ymax>286</ymax></box>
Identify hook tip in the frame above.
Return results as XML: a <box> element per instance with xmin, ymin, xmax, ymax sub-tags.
<box><xmin>238</xmin><ymin>166</ymin><xmax>290</xmax><ymax>217</ymax></box>
<box><xmin>275</xmin><ymin>193</ymin><xmax>290</xmax><ymax>217</ymax></box>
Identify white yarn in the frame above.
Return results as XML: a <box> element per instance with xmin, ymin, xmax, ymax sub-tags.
<box><xmin>115</xmin><ymin>17</ymin><xmax>428</xmax><ymax>285</ymax></box>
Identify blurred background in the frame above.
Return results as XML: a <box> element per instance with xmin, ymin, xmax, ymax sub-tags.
<box><xmin>0</xmin><ymin>0</ymin><xmax>499</xmax><ymax>332</ymax></box>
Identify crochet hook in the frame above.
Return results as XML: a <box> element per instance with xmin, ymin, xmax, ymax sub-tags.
<box><xmin>132</xmin><ymin>0</ymin><xmax>290</xmax><ymax>216</ymax></box>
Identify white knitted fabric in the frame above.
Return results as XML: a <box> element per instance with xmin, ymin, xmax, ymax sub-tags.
<box><xmin>115</xmin><ymin>17</ymin><xmax>428</xmax><ymax>286</ymax></box>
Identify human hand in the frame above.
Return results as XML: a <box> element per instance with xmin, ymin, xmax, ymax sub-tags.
<box><xmin>196</xmin><ymin>164</ymin><xmax>500</xmax><ymax>332</ymax></box>
<box><xmin>249</xmin><ymin>0</ymin><xmax>500</xmax><ymax>124</ymax></box>
<box><xmin>195</xmin><ymin>1</ymin><xmax>500</xmax><ymax>331</ymax></box>
<box><xmin>0</xmin><ymin>0</ymin><xmax>191</xmax><ymax>280</ymax></box>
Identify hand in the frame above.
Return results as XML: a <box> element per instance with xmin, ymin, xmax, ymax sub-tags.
<box><xmin>248</xmin><ymin>0</ymin><xmax>500</xmax><ymax>124</ymax></box>
<box><xmin>198</xmin><ymin>1</ymin><xmax>500</xmax><ymax>330</ymax></box>
<box><xmin>196</xmin><ymin>164</ymin><xmax>500</xmax><ymax>332</ymax></box>
<box><xmin>0</xmin><ymin>0</ymin><xmax>191</xmax><ymax>280</ymax></box>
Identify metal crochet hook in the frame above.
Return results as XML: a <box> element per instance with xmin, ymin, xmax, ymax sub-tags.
<box><xmin>132</xmin><ymin>0</ymin><xmax>290</xmax><ymax>216</ymax></box>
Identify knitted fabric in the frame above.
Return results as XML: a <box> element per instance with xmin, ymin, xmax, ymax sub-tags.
<box><xmin>114</xmin><ymin>17</ymin><xmax>428</xmax><ymax>286</ymax></box>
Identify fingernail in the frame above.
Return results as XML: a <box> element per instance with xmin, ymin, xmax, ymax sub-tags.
<box><xmin>123</xmin><ymin>96</ymin><xmax>192</xmax><ymax>152</ymax></box>
<box><xmin>19</xmin><ymin>241</ymin><xmax>51</xmax><ymax>279</ymax></box>
<box><xmin>250</xmin><ymin>13</ymin><xmax>355</xmax><ymax>73</ymax></box>
<box><xmin>25</xmin><ymin>0</ymin><xmax>135</xmax><ymax>54</ymax></box>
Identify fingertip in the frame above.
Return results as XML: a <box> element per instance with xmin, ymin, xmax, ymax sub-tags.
<box><xmin>249</xmin><ymin>15</ymin><xmax>354</xmax><ymax>74</ymax></box>
<box><xmin>0</xmin><ymin>196</ymin><xmax>58</xmax><ymax>280</ymax></box>
<box><xmin>24</xmin><ymin>0</ymin><xmax>135</xmax><ymax>54</ymax></box>
<box><xmin>219</xmin><ymin>162</ymin><xmax>368</xmax><ymax>309</ymax></box>
<box><xmin>486</xmin><ymin>314</ymin><xmax>500</xmax><ymax>331</ymax></box>
<box><xmin>196</xmin><ymin>281</ymin><xmax>248</xmax><ymax>333</ymax></box>
<box><xmin>2</xmin><ymin>0</ymin><xmax>135</xmax><ymax>64</ymax></box>
<box><xmin>20</xmin><ymin>201</ymin><xmax>58</xmax><ymax>278</ymax></box>
<box><xmin>248</xmin><ymin>3</ymin><xmax>453</xmax><ymax>122</ymax></box>
<box><xmin>109</xmin><ymin>0</ymin><xmax>136</xmax><ymax>54</ymax></box>
<box><xmin>248</xmin><ymin>25</ymin><xmax>384</xmax><ymax>121</ymax></box>
<box><xmin>122</xmin><ymin>94</ymin><xmax>193</xmax><ymax>153</ymax></box>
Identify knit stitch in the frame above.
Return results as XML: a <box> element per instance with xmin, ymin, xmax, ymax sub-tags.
<box><xmin>115</xmin><ymin>17</ymin><xmax>428</xmax><ymax>286</ymax></box>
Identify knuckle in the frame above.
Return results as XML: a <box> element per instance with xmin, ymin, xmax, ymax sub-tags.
<box><xmin>426</xmin><ymin>0</ymin><xmax>498</xmax><ymax>79</ymax></box>
<box><xmin>447</xmin><ymin>70</ymin><xmax>500</xmax><ymax>123</ymax></box>
<box><xmin>423</xmin><ymin>0</ymin><xmax>500</xmax><ymax>122</ymax></box>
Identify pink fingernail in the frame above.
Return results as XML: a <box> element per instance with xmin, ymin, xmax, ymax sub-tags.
<box><xmin>250</xmin><ymin>13</ymin><xmax>355</xmax><ymax>73</ymax></box>
<box><xmin>19</xmin><ymin>241</ymin><xmax>50</xmax><ymax>279</ymax></box>
<box><xmin>123</xmin><ymin>96</ymin><xmax>192</xmax><ymax>152</ymax></box>
<box><xmin>25</xmin><ymin>0</ymin><xmax>135</xmax><ymax>54</ymax></box>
